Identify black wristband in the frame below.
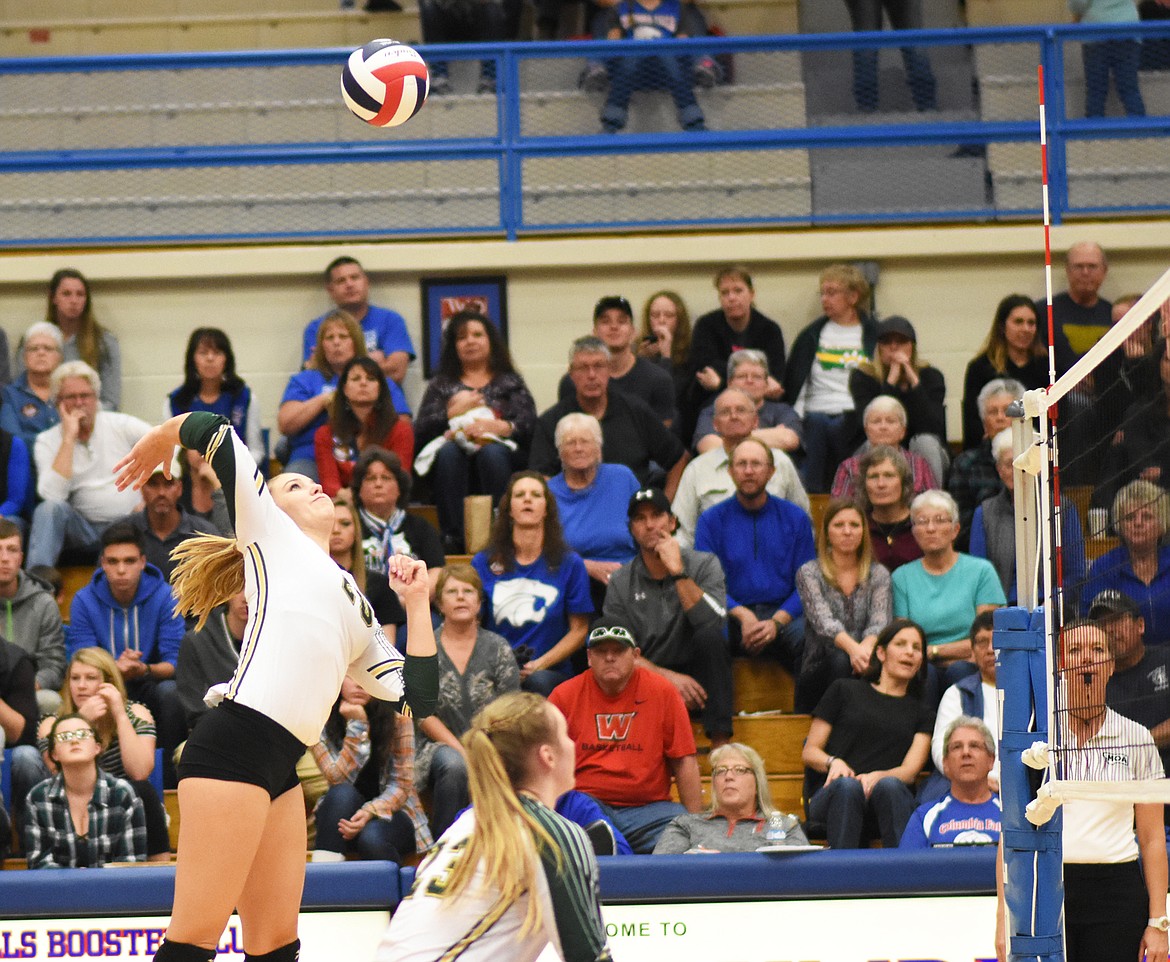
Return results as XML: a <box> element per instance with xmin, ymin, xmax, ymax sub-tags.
<box><xmin>669</xmin><ymin>572</ymin><xmax>687</xmax><ymax>582</ymax></box>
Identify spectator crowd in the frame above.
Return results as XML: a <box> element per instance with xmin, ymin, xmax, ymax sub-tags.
<box><xmin>0</xmin><ymin>243</ymin><xmax>1167</xmax><ymax>864</ymax></box>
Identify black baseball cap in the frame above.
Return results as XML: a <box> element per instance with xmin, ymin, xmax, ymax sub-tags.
<box><xmin>1089</xmin><ymin>589</ymin><xmax>1141</xmax><ymax>620</ymax></box>
<box><xmin>627</xmin><ymin>487</ymin><xmax>671</xmax><ymax>518</ymax></box>
<box><xmin>586</xmin><ymin>620</ymin><xmax>638</xmax><ymax>649</ymax></box>
<box><xmin>594</xmin><ymin>295</ymin><xmax>633</xmax><ymax>320</ymax></box>
<box><xmin>876</xmin><ymin>315</ymin><xmax>917</xmax><ymax>343</ymax></box>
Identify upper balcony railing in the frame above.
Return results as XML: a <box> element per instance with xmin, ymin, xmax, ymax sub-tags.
<box><xmin>1</xmin><ymin>21</ymin><xmax>1169</xmax><ymax>247</ymax></box>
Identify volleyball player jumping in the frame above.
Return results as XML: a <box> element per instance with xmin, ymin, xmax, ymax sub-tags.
<box><xmin>114</xmin><ymin>412</ymin><xmax>439</xmax><ymax>962</ymax></box>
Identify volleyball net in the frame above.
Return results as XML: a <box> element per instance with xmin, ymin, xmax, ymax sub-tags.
<box><xmin>1017</xmin><ymin>267</ymin><xmax>1170</xmax><ymax>818</ymax></box>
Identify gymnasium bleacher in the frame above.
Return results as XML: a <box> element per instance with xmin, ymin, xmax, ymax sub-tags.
<box><xmin>0</xmin><ymin>0</ymin><xmax>1163</xmax><ymax>871</ymax></box>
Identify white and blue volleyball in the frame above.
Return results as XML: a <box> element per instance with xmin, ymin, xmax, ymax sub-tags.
<box><xmin>341</xmin><ymin>39</ymin><xmax>429</xmax><ymax>128</ymax></box>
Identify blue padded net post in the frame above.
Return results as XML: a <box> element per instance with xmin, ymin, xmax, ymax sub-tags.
<box><xmin>995</xmin><ymin>605</ymin><xmax>1064</xmax><ymax>962</ymax></box>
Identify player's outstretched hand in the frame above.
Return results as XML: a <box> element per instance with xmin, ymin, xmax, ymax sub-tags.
<box><xmin>114</xmin><ymin>416</ymin><xmax>188</xmax><ymax>492</ymax></box>
<box><xmin>388</xmin><ymin>554</ymin><xmax>429</xmax><ymax>602</ymax></box>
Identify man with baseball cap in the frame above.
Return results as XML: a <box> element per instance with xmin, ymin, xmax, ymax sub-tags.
<box><xmin>557</xmin><ymin>296</ymin><xmax>677</xmax><ymax>427</ymax></box>
<box><xmin>549</xmin><ymin>617</ymin><xmax>703</xmax><ymax>853</ymax></box>
<box><xmin>1093</xmin><ymin>589</ymin><xmax>1170</xmax><ymax>773</ymax></box>
<box><xmin>603</xmin><ymin>488</ymin><xmax>732</xmax><ymax>745</ymax></box>
<box><xmin>115</xmin><ymin>454</ymin><xmax>228</xmax><ymax>583</ymax></box>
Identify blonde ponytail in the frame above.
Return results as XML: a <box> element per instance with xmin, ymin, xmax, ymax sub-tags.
<box><xmin>444</xmin><ymin>692</ymin><xmax>561</xmax><ymax>936</ymax></box>
<box><xmin>169</xmin><ymin>534</ymin><xmax>245</xmax><ymax>631</ymax></box>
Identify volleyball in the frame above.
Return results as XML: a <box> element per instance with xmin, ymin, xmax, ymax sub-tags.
<box><xmin>341</xmin><ymin>39</ymin><xmax>429</xmax><ymax>128</ymax></box>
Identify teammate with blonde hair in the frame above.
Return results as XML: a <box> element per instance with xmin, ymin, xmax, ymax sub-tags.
<box><xmin>113</xmin><ymin>411</ymin><xmax>438</xmax><ymax>962</ymax></box>
<box><xmin>377</xmin><ymin>691</ymin><xmax>612</xmax><ymax>962</ymax></box>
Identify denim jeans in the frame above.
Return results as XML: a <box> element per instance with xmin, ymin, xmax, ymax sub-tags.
<box><xmin>1083</xmin><ymin>38</ymin><xmax>1145</xmax><ymax>117</ymax></box>
<box><xmin>314</xmin><ymin>782</ymin><xmax>416</xmax><ymax>861</ymax></box>
<box><xmin>433</xmin><ymin>440</ymin><xmax>516</xmax><ymax>544</ymax></box>
<box><xmin>590</xmin><ymin>796</ymin><xmax>687</xmax><ymax>854</ymax></box>
<box><xmin>10</xmin><ymin>744</ymin><xmax>50</xmax><ymax>816</ymax></box>
<box><xmin>807</xmin><ymin>774</ymin><xmax>916</xmax><ymax>849</ymax></box>
<box><xmin>427</xmin><ymin>744</ymin><xmax>469</xmax><ymax>838</ymax></box>
<box><xmin>801</xmin><ymin>411</ymin><xmax>856</xmax><ymax>494</ymax></box>
<box><xmin>843</xmin><ymin>0</ymin><xmax>937</xmax><ymax>112</ymax></box>
<box><xmin>521</xmin><ymin>668</ymin><xmax>569</xmax><ymax>698</ymax></box>
<box><xmin>729</xmin><ymin>605</ymin><xmax>806</xmax><ymax>677</ymax></box>
<box><xmin>602</xmin><ymin>54</ymin><xmax>705</xmax><ymax>131</ymax></box>
<box><xmin>26</xmin><ymin>500</ymin><xmax>108</xmax><ymax>568</ymax></box>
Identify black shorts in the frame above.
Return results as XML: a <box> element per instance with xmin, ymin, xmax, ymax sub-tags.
<box><xmin>178</xmin><ymin>699</ymin><xmax>305</xmax><ymax>800</ymax></box>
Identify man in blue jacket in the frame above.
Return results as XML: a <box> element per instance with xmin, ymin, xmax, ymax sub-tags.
<box><xmin>68</xmin><ymin>520</ymin><xmax>186</xmax><ymax>784</ymax></box>
<box><xmin>694</xmin><ymin>437</ymin><xmax>815</xmax><ymax>676</ymax></box>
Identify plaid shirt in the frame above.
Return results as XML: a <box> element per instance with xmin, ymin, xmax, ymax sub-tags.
<box><xmin>312</xmin><ymin>713</ymin><xmax>433</xmax><ymax>852</ymax></box>
<box><xmin>947</xmin><ymin>439</ymin><xmax>1003</xmax><ymax>548</ymax></box>
<box><xmin>24</xmin><ymin>771</ymin><xmax>146</xmax><ymax>869</ymax></box>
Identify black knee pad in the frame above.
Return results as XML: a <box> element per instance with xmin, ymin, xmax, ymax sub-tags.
<box><xmin>245</xmin><ymin>939</ymin><xmax>301</xmax><ymax>962</ymax></box>
<box><xmin>153</xmin><ymin>939</ymin><xmax>216</xmax><ymax>962</ymax></box>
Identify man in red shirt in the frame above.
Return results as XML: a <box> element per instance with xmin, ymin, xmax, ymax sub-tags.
<box><xmin>549</xmin><ymin>620</ymin><xmax>703</xmax><ymax>853</ymax></box>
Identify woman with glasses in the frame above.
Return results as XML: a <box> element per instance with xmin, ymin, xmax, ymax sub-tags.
<box><xmin>1082</xmin><ymin>480</ymin><xmax>1170</xmax><ymax>645</ymax></box>
<box><xmin>472</xmin><ymin>472</ymin><xmax>591</xmax><ymax>697</ymax></box>
<box><xmin>414</xmin><ymin>310</ymin><xmax>536</xmax><ymax>553</ymax></box>
<box><xmin>413</xmin><ymin>563</ymin><xmax>520</xmax><ymax>838</ymax></box>
<box><xmin>690</xmin><ymin>349</ymin><xmax>803</xmax><ymax>458</ymax></box>
<box><xmin>653</xmin><ymin>742</ymin><xmax>808</xmax><ymax>853</ymax></box>
<box><xmin>1</xmin><ymin>322</ymin><xmax>62</xmax><ymax>450</ymax></box>
<box><xmin>351</xmin><ymin>448</ymin><xmax>444</xmax><ymax>591</ymax></box>
<box><xmin>24</xmin><ymin>713</ymin><xmax>147</xmax><ymax>868</ymax></box>
<box><xmin>17</xmin><ymin>647</ymin><xmax>171</xmax><ymax>861</ymax></box>
<box><xmin>892</xmin><ymin>490</ymin><xmax>1005</xmax><ymax>693</ymax></box>
<box><xmin>801</xmin><ymin>619</ymin><xmax>933</xmax><ymax>850</ymax></box>
<box><xmin>782</xmin><ymin>264</ymin><xmax>878</xmax><ymax>494</ymax></box>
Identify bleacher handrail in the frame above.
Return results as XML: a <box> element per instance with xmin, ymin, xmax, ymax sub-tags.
<box><xmin>2</xmin><ymin>22</ymin><xmax>1170</xmax><ymax>245</ymax></box>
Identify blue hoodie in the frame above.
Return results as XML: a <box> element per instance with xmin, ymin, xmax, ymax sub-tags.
<box><xmin>67</xmin><ymin>563</ymin><xmax>184</xmax><ymax>668</ymax></box>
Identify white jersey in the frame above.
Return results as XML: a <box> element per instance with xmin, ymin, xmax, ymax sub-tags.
<box><xmin>1056</xmin><ymin>706</ymin><xmax>1165</xmax><ymax>864</ymax></box>
<box><xmin>377</xmin><ymin>799</ymin><xmax>611</xmax><ymax>962</ymax></box>
<box><xmin>185</xmin><ymin>414</ymin><xmax>406</xmax><ymax>745</ymax></box>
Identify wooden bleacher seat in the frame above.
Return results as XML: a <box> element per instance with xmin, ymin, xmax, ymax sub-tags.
<box><xmin>732</xmin><ymin>657</ymin><xmax>794</xmax><ymax>714</ymax></box>
<box><xmin>807</xmin><ymin>492</ymin><xmax>830</xmax><ymax>536</ymax></box>
<box><xmin>406</xmin><ymin>503</ymin><xmax>439</xmax><ymax>531</ymax></box>
<box><xmin>1064</xmin><ymin>484</ymin><xmax>1119</xmax><ymax>562</ymax></box>
<box><xmin>691</xmin><ymin>713</ymin><xmax>810</xmax><ymax>772</ymax></box>
<box><xmin>58</xmin><ymin>565</ymin><xmax>95</xmax><ymax>622</ymax></box>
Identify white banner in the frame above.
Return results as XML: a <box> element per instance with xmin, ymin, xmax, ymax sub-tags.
<box><xmin>553</xmin><ymin>896</ymin><xmax>998</xmax><ymax>962</ymax></box>
<box><xmin>0</xmin><ymin>895</ymin><xmax>996</xmax><ymax>961</ymax></box>
<box><xmin>0</xmin><ymin>911</ymin><xmax>387</xmax><ymax>960</ymax></box>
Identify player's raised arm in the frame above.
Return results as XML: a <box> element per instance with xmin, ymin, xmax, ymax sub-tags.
<box><xmin>387</xmin><ymin>554</ymin><xmax>438</xmax><ymax>717</ymax></box>
<box><xmin>114</xmin><ymin>413</ymin><xmax>190</xmax><ymax>491</ymax></box>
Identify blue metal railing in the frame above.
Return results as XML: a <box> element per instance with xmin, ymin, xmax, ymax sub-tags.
<box><xmin>0</xmin><ymin>21</ymin><xmax>1168</xmax><ymax>246</ymax></box>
